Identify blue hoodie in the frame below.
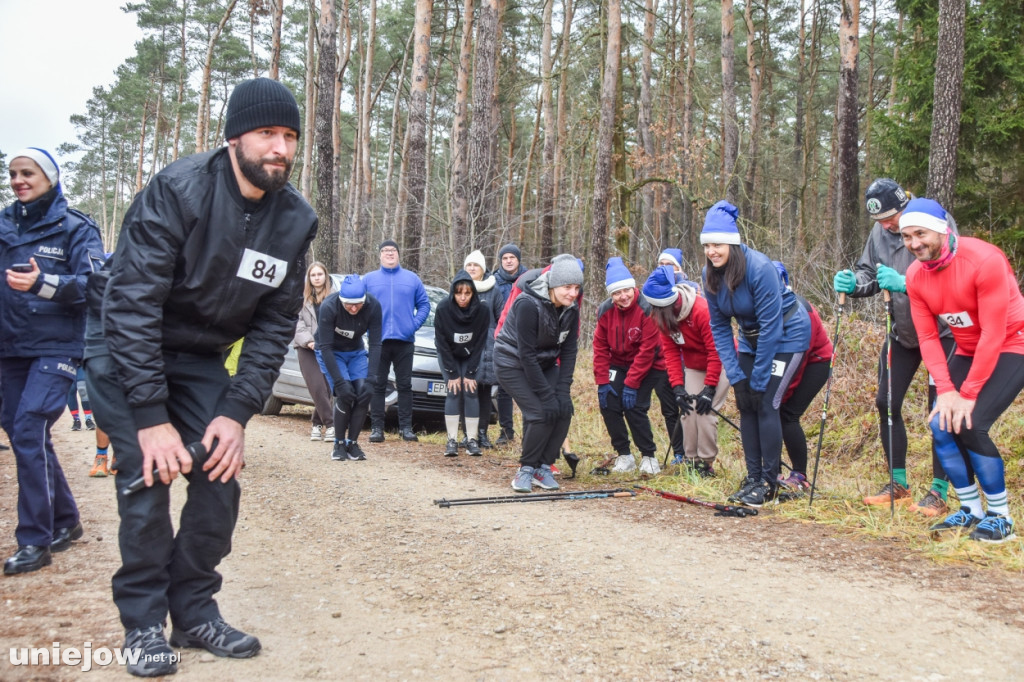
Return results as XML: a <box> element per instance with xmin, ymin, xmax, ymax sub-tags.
<box><xmin>702</xmin><ymin>244</ymin><xmax>810</xmax><ymax>392</ymax></box>
<box><xmin>363</xmin><ymin>264</ymin><xmax>430</xmax><ymax>342</ymax></box>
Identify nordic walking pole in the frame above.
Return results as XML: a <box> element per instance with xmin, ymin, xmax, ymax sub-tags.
<box><xmin>634</xmin><ymin>485</ymin><xmax>757</xmax><ymax>518</ymax></box>
<box><xmin>661</xmin><ymin>414</ymin><xmax>683</xmax><ymax>469</ymax></box>
<box><xmin>809</xmin><ymin>293</ymin><xmax>845</xmax><ymax>507</ymax></box>
<box><xmin>435</xmin><ymin>489</ymin><xmax>636</xmax><ymax>508</ymax></box>
<box><xmin>884</xmin><ymin>288</ymin><xmax>896</xmax><ymax>518</ymax></box>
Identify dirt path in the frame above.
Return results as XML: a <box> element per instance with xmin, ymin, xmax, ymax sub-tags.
<box><xmin>2</xmin><ymin>410</ymin><xmax>1023</xmax><ymax>680</ymax></box>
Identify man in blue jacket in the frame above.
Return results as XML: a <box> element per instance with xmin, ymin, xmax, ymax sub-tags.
<box><xmin>364</xmin><ymin>240</ymin><xmax>430</xmax><ymax>442</ymax></box>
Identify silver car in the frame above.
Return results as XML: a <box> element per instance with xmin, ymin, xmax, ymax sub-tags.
<box><xmin>262</xmin><ymin>283</ymin><xmax>451</xmax><ymax>416</ymax></box>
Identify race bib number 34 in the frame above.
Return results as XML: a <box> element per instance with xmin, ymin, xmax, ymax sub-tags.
<box><xmin>237</xmin><ymin>249</ymin><xmax>288</xmax><ymax>289</ymax></box>
<box><xmin>941</xmin><ymin>311</ymin><xmax>974</xmax><ymax>328</ymax></box>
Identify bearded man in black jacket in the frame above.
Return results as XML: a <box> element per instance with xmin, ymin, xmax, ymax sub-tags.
<box><xmin>83</xmin><ymin>78</ymin><xmax>317</xmax><ymax>678</ymax></box>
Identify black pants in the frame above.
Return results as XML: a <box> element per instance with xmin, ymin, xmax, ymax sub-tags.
<box><xmin>443</xmin><ymin>358</ymin><xmax>480</xmax><ymax>419</ymax></box>
<box><xmin>371</xmin><ymin>339</ymin><xmax>415</xmax><ymax>430</ymax></box>
<box><xmin>877</xmin><ymin>336</ymin><xmax>954</xmax><ymax>476</ymax></box>
<box><xmin>599</xmin><ymin>366</ymin><xmax>663</xmax><ymax>457</ymax></box>
<box><xmin>335</xmin><ymin>379</ymin><xmax>372</xmax><ymax>442</ymax></box>
<box><xmin>496</xmin><ymin>384</ymin><xmax>515</xmax><ymax>437</ymax></box>
<box><xmin>496</xmin><ymin>364</ymin><xmax>571</xmax><ymax>468</ymax></box>
<box><xmin>477</xmin><ymin>384</ymin><xmax>493</xmax><ymax>434</ymax></box>
<box><xmin>780</xmin><ymin>361</ymin><xmax>830</xmax><ymax>474</ymax></box>
<box><xmin>653</xmin><ymin>371</ymin><xmax>686</xmax><ymax>455</ymax></box>
<box><xmin>85</xmin><ymin>349</ymin><xmax>239</xmax><ymax>631</ymax></box>
<box><xmin>737</xmin><ymin>352</ymin><xmax>803</xmax><ymax>483</ymax></box>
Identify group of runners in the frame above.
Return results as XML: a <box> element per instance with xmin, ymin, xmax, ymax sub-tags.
<box><xmin>1</xmin><ymin>74</ymin><xmax>1020</xmax><ymax>680</ymax></box>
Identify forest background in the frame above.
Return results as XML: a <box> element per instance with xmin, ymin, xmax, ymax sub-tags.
<box><xmin>0</xmin><ymin>0</ymin><xmax>1020</xmax><ymax>318</ymax></box>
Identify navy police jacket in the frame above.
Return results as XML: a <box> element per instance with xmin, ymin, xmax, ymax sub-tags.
<box><xmin>0</xmin><ymin>193</ymin><xmax>105</xmax><ymax>359</ymax></box>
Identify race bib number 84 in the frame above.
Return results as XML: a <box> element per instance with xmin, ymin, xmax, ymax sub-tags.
<box><xmin>237</xmin><ymin>248</ymin><xmax>288</xmax><ymax>289</ymax></box>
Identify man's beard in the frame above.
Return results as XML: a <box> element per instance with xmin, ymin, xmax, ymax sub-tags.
<box><xmin>236</xmin><ymin>140</ymin><xmax>293</xmax><ymax>193</ymax></box>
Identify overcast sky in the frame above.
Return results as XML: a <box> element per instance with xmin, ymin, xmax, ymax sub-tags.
<box><xmin>0</xmin><ymin>0</ymin><xmax>142</xmax><ymax>162</ymax></box>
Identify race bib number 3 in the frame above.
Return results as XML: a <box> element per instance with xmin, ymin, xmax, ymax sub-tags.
<box><xmin>237</xmin><ymin>249</ymin><xmax>288</xmax><ymax>289</ymax></box>
<box><xmin>941</xmin><ymin>311</ymin><xmax>974</xmax><ymax>328</ymax></box>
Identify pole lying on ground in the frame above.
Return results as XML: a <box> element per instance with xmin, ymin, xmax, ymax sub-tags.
<box><xmin>434</xmin><ymin>488</ymin><xmax>635</xmax><ymax>508</ymax></box>
<box><xmin>883</xmin><ymin>288</ymin><xmax>896</xmax><ymax>518</ymax></box>
<box><xmin>634</xmin><ymin>485</ymin><xmax>757</xmax><ymax>518</ymax></box>
<box><xmin>809</xmin><ymin>293</ymin><xmax>845</xmax><ymax>507</ymax></box>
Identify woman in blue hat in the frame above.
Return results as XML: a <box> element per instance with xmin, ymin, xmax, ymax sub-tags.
<box><xmin>699</xmin><ymin>201</ymin><xmax>810</xmax><ymax>507</ymax></box>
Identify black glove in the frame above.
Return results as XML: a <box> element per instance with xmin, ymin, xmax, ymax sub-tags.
<box><xmin>334</xmin><ymin>380</ymin><xmax>355</xmax><ymax>403</ymax></box>
<box><xmin>543</xmin><ymin>399</ymin><xmax>561</xmax><ymax>422</ymax></box>
<box><xmin>673</xmin><ymin>386</ymin><xmax>692</xmax><ymax>416</ymax></box>
<box><xmin>557</xmin><ymin>395</ymin><xmax>575</xmax><ymax>419</ymax></box>
<box><xmin>694</xmin><ymin>385</ymin><xmax>717</xmax><ymax>416</ymax></box>
<box><xmin>732</xmin><ymin>379</ymin><xmax>763</xmax><ymax>413</ymax></box>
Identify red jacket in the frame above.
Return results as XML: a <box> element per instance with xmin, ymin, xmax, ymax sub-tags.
<box><xmin>659</xmin><ymin>294</ymin><xmax>723</xmax><ymax>388</ymax></box>
<box><xmin>783</xmin><ymin>296</ymin><xmax>834</xmax><ymax>402</ymax></box>
<box><xmin>593</xmin><ymin>291</ymin><xmax>664</xmax><ymax>389</ymax></box>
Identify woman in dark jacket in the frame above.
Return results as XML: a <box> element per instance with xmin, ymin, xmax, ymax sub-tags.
<box><xmin>434</xmin><ymin>270</ymin><xmax>491</xmax><ymax>456</ymax></box>
<box><xmin>700</xmin><ymin>201</ymin><xmax>810</xmax><ymax>508</ymax></box>
<box><xmin>494</xmin><ymin>255</ymin><xmax>582</xmax><ymax>492</ymax></box>
<box><xmin>0</xmin><ymin>148</ymin><xmax>104</xmax><ymax>574</ymax></box>
<box><xmin>463</xmin><ymin>249</ymin><xmax>503</xmax><ymax>448</ymax></box>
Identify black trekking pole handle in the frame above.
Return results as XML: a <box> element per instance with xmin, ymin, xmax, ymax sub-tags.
<box><xmin>120</xmin><ymin>442</ymin><xmax>208</xmax><ymax>496</ymax></box>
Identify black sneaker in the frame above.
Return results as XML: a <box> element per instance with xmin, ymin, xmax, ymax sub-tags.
<box><xmin>401</xmin><ymin>428</ymin><xmax>419</xmax><ymax>442</ymax></box>
<box><xmin>495</xmin><ymin>429</ymin><xmax>514</xmax><ymax>446</ymax></box>
<box><xmin>85</xmin><ymin>417</ymin><xmax>96</xmax><ymax>430</ymax></box>
<box><xmin>346</xmin><ymin>441</ymin><xmax>366</xmax><ymax>461</ymax></box>
<box><xmin>466</xmin><ymin>438</ymin><xmax>482</xmax><ymax>456</ymax></box>
<box><xmin>169</xmin><ymin>617</ymin><xmax>261</xmax><ymax>658</ymax></box>
<box><xmin>369</xmin><ymin>427</ymin><xmax>385</xmax><ymax>443</ymax></box>
<box><xmin>739</xmin><ymin>480</ymin><xmax>778</xmax><ymax>508</ymax></box>
<box><xmin>444</xmin><ymin>438</ymin><xmax>459</xmax><ymax>456</ymax></box>
<box><xmin>71</xmin><ymin>418</ymin><xmax>82</xmax><ymax>432</ymax></box>
<box><xmin>478</xmin><ymin>432</ymin><xmax>494</xmax><ymax>449</ymax></box>
<box><xmin>728</xmin><ymin>476</ymin><xmax>760</xmax><ymax>503</ymax></box>
<box><xmin>968</xmin><ymin>512</ymin><xmax>1016</xmax><ymax>544</ymax></box>
<box><xmin>331</xmin><ymin>442</ymin><xmax>346</xmax><ymax>461</ymax></box>
<box><xmin>124</xmin><ymin>624</ymin><xmax>177</xmax><ymax>677</ymax></box>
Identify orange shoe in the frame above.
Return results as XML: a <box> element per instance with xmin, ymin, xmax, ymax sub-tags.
<box><xmin>908</xmin><ymin>489</ymin><xmax>949</xmax><ymax>517</ymax></box>
<box><xmin>863</xmin><ymin>481</ymin><xmax>912</xmax><ymax>507</ymax></box>
<box><xmin>89</xmin><ymin>455</ymin><xmax>109</xmax><ymax>478</ymax></box>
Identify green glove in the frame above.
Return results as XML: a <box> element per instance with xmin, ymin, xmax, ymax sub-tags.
<box><xmin>833</xmin><ymin>269</ymin><xmax>856</xmax><ymax>294</ymax></box>
<box><xmin>876</xmin><ymin>263</ymin><xmax>906</xmax><ymax>293</ymax></box>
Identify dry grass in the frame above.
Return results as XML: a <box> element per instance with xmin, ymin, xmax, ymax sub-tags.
<box><xmin>453</xmin><ymin>314</ymin><xmax>1024</xmax><ymax>572</ymax></box>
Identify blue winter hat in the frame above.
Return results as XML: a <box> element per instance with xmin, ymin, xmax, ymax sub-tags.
<box><xmin>772</xmin><ymin>261</ymin><xmax>790</xmax><ymax>288</ymax></box>
<box><xmin>641</xmin><ymin>266</ymin><xmax>679</xmax><ymax>307</ymax></box>
<box><xmin>699</xmin><ymin>200</ymin><xmax>741</xmax><ymax>245</ymax></box>
<box><xmin>657</xmin><ymin>248</ymin><xmax>684</xmax><ymax>271</ymax></box>
<box><xmin>605</xmin><ymin>257</ymin><xmax>635</xmax><ymax>294</ymax></box>
<box><xmin>898</xmin><ymin>198</ymin><xmax>948</xmax><ymax>234</ymax></box>
<box><xmin>339</xmin><ymin>274</ymin><xmax>366</xmax><ymax>304</ymax></box>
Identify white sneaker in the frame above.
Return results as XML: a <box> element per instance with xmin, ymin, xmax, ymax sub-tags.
<box><xmin>324</xmin><ymin>427</ymin><xmax>336</xmax><ymax>442</ymax></box>
<box><xmin>310</xmin><ymin>425</ymin><xmax>323</xmax><ymax>441</ymax></box>
<box><xmin>612</xmin><ymin>454</ymin><xmax>636</xmax><ymax>473</ymax></box>
<box><xmin>639</xmin><ymin>456</ymin><xmax>661</xmax><ymax>475</ymax></box>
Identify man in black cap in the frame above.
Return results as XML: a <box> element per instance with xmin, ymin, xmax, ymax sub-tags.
<box><xmin>832</xmin><ymin>178</ymin><xmax>957</xmax><ymax>516</ymax></box>
<box><xmin>363</xmin><ymin>239</ymin><xmax>430</xmax><ymax>442</ymax></box>
<box><xmin>84</xmin><ymin>77</ymin><xmax>317</xmax><ymax>677</ymax></box>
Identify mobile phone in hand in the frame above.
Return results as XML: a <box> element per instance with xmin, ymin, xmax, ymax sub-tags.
<box><xmin>10</xmin><ymin>263</ymin><xmax>33</xmax><ymax>273</ymax></box>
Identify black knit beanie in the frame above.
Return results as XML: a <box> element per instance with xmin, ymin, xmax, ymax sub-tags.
<box><xmin>224</xmin><ymin>78</ymin><xmax>302</xmax><ymax>140</ymax></box>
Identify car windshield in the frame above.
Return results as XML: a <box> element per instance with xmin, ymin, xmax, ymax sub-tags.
<box><xmin>424</xmin><ymin>287</ymin><xmax>447</xmax><ymax>327</ymax></box>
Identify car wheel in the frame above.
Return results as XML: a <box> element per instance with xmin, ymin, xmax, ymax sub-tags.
<box><xmin>262</xmin><ymin>395</ymin><xmax>283</xmax><ymax>416</ymax></box>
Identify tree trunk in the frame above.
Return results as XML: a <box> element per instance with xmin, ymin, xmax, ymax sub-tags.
<box><xmin>926</xmin><ymin>0</ymin><xmax>965</xmax><ymax>209</ymax></box>
<box><xmin>836</xmin><ymin>0</ymin><xmax>860</xmax><ymax>262</ymax></box>
<box><xmin>742</xmin><ymin>0</ymin><xmax>763</xmax><ymax>222</ymax></box>
<box><xmin>315</xmin><ymin>0</ymin><xmax>338</xmax><ymax>272</ymax></box>
<box><xmin>385</xmin><ymin>29</ymin><xmax>414</xmax><ymax>238</ymax></box>
<box><xmin>639</xmin><ymin>0</ymin><xmax>657</xmax><ymax>250</ymax></box>
<box><xmin>450</xmin><ymin>0</ymin><xmax>474</xmax><ymax>257</ymax></box>
<box><xmin>195</xmin><ymin>0</ymin><xmax>238</xmax><ymax>153</ymax></box>
<box><xmin>357</xmin><ymin>0</ymin><xmax>378</xmax><ymax>271</ymax></box>
<box><xmin>135</xmin><ymin>94</ymin><xmax>150</xmax><ymax>193</ymax></box>
<box><xmin>467</xmin><ymin>0</ymin><xmax>501</xmax><ymax>259</ymax></box>
<box><xmin>591</xmin><ymin>0</ymin><xmax>621</xmax><ymax>291</ymax></box>
<box><xmin>720</xmin><ymin>0</ymin><xmax>738</xmax><ymax>204</ymax></box>
<box><xmin>538</xmin><ymin>0</ymin><xmax>556</xmax><ymax>262</ymax></box>
<box><xmin>171</xmin><ymin>0</ymin><xmax>189</xmax><ymax>163</ymax></box>
<box><xmin>301</xmin><ymin>1</ymin><xmax>316</xmax><ymax>200</ymax></box>
<box><xmin>403</xmin><ymin>0</ymin><xmax>433</xmax><ymax>273</ymax></box>
<box><xmin>552</xmin><ymin>0</ymin><xmax>574</xmax><ymax>255</ymax></box>
<box><xmin>269</xmin><ymin>0</ymin><xmax>284</xmax><ymax>80</ymax></box>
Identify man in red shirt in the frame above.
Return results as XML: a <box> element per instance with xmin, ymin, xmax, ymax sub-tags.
<box><xmin>903</xmin><ymin>198</ymin><xmax>1023</xmax><ymax>543</ymax></box>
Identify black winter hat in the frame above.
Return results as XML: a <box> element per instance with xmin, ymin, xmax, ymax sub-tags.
<box><xmin>225</xmin><ymin>78</ymin><xmax>301</xmax><ymax>140</ymax></box>
<box><xmin>865</xmin><ymin>178</ymin><xmax>909</xmax><ymax>220</ymax></box>
<box><xmin>498</xmin><ymin>243</ymin><xmax>521</xmax><ymax>262</ymax></box>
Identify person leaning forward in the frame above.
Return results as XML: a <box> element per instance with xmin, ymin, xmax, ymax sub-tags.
<box><xmin>82</xmin><ymin>78</ymin><xmax>317</xmax><ymax>677</ymax></box>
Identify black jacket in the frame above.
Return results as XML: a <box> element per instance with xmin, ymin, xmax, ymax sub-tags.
<box><xmin>316</xmin><ymin>292</ymin><xmax>383</xmax><ymax>384</ymax></box>
<box><xmin>87</xmin><ymin>148</ymin><xmax>318</xmax><ymax>428</ymax></box>
<box><xmin>493</xmin><ymin>269</ymin><xmax>579</xmax><ymax>402</ymax></box>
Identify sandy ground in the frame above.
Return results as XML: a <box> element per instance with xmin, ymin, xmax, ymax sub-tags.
<box><xmin>1</xmin><ymin>407</ymin><xmax>1023</xmax><ymax>681</ymax></box>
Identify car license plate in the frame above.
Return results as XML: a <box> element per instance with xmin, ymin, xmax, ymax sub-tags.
<box><xmin>428</xmin><ymin>381</ymin><xmax>447</xmax><ymax>396</ymax></box>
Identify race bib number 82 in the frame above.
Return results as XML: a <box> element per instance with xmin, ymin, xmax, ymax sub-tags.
<box><xmin>237</xmin><ymin>249</ymin><xmax>288</xmax><ymax>289</ymax></box>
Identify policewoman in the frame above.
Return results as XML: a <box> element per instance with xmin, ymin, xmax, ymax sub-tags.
<box><xmin>0</xmin><ymin>147</ymin><xmax>104</xmax><ymax>575</ymax></box>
